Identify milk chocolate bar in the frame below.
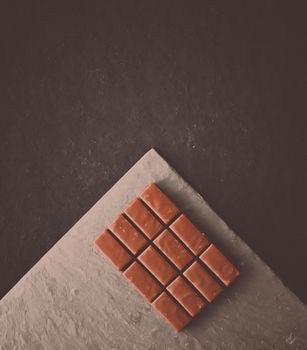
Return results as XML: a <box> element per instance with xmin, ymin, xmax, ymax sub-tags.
<box><xmin>95</xmin><ymin>183</ymin><xmax>239</xmax><ymax>331</ymax></box>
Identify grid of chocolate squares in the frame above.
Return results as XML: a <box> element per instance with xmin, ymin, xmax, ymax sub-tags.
<box><xmin>95</xmin><ymin>183</ymin><xmax>239</xmax><ymax>332</ymax></box>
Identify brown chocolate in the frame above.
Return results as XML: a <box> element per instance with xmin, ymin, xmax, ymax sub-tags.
<box><xmin>167</xmin><ymin>276</ymin><xmax>205</xmax><ymax>317</ymax></box>
<box><xmin>95</xmin><ymin>230</ymin><xmax>132</xmax><ymax>270</ymax></box>
<box><xmin>200</xmin><ymin>244</ymin><xmax>240</xmax><ymax>286</ymax></box>
<box><xmin>124</xmin><ymin>198</ymin><xmax>163</xmax><ymax>239</ymax></box>
<box><xmin>152</xmin><ymin>292</ymin><xmax>191</xmax><ymax>332</ymax></box>
<box><xmin>110</xmin><ymin>214</ymin><xmax>147</xmax><ymax>254</ymax></box>
<box><xmin>94</xmin><ymin>182</ymin><xmax>239</xmax><ymax>332</ymax></box>
<box><xmin>140</xmin><ymin>183</ymin><xmax>179</xmax><ymax>223</ymax></box>
<box><xmin>124</xmin><ymin>261</ymin><xmax>162</xmax><ymax>302</ymax></box>
<box><xmin>154</xmin><ymin>229</ymin><xmax>193</xmax><ymax>270</ymax></box>
<box><xmin>170</xmin><ymin>214</ymin><xmax>210</xmax><ymax>255</ymax></box>
<box><xmin>138</xmin><ymin>246</ymin><xmax>177</xmax><ymax>285</ymax></box>
<box><xmin>184</xmin><ymin>262</ymin><xmax>223</xmax><ymax>302</ymax></box>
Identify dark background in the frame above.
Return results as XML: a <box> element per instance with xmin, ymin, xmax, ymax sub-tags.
<box><xmin>0</xmin><ymin>2</ymin><xmax>306</xmax><ymax>304</ymax></box>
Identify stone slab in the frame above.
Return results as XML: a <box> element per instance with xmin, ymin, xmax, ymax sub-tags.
<box><xmin>0</xmin><ymin>149</ymin><xmax>306</xmax><ymax>349</ymax></box>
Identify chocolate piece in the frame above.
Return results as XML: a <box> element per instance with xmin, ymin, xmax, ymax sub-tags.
<box><xmin>167</xmin><ymin>276</ymin><xmax>205</xmax><ymax>317</ymax></box>
<box><xmin>125</xmin><ymin>198</ymin><xmax>163</xmax><ymax>239</ymax></box>
<box><xmin>154</xmin><ymin>229</ymin><xmax>193</xmax><ymax>270</ymax></box>
<box><xmin>170</xmin><ymin>214</ymin><xmax>210</xmax><ymax>255</ymax></box>
<box><xmin>95</xmin><ymin>230</ymin><xmax>132</xmax><ymax>270</ymax></box>
<box><xmin>124</xmin><ymin>261</ymin><xmax>162</xmax><ymax>302</ymax></box>
<box><xmin>184</xmin><ymin>262</ymin><xmax>223</xmax><ymax>302</ymax></box>
<box><xmin>200</xmin><ymin>244</ymin><xmax>240</xmax><ymax>286</ymax></box>
<box><xmin>152</xmin><ymin>292</ymin><xmax>191</xmax><ymax>332</ymax></box>
<box><xmin>110</xmin><ymin>215</ymin><xmax>147</xmax><ymax>254</ymax></box>
<box><xmin>140</xmin><ymin>183</ymin><xmax>179</xmax><ymax>223</ymax></box>
<box><xmin>138</xmin><ymin>246</ymin><xmax>177</xmax><ymax>285</ymax></box>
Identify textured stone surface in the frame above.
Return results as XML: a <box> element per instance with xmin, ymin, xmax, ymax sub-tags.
<box><xmin>0</xmin><ymin>149</ymin><xmax>306</xmax><ymax>349</ymax></box>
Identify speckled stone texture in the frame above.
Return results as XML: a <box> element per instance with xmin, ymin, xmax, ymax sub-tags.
<box><xmin>0</xmin><ymin>149</ymin><xmax>306</xmax><ymax>349</ymax></box>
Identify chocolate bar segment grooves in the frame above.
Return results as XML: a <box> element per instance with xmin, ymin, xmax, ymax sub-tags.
<box><xmin>94</xmin><ymin>183</ymin><xmax>239</xmax><ymax>331</ymax></box>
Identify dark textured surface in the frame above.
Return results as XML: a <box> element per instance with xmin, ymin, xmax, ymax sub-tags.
<box><xmin>0</xmin><ymin>0</ymin><xmax>306</xmax><ymax>306</ymax></box>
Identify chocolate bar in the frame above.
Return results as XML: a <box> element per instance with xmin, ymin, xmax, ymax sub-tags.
<box><xmin>95</xmin><ymin>183</ymin><xmax>239</xmax><ymax>331</ymax></box>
